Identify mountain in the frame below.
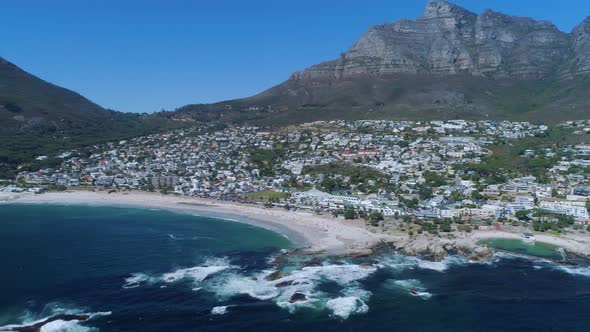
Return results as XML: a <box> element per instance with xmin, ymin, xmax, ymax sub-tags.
<box><xmin>0</xmin><ymin>57</ymin><xmax>179</xmax><ymax>177</ymax></box>
<box><xmin>177</xmin><ymin>1</ymin><xmax>590</xmax><ymax>126</ymax></box>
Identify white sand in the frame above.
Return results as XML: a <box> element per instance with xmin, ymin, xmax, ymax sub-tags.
<box><xmin>5</xmin><ymin>190</ymin><xmax>590</xmax><ymax>258</ymax></box>
<box><xmin>5</xmin><ymin>190</ymin><xmax>390</xmax><ymax>255</ymax></box>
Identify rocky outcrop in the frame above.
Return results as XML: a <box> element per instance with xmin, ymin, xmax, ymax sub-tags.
<box><xmin>392</xmin><ymin>234</ymin><xmax>494</xmax><ymax>262</ymax></box>
<box><xmin>291</xmin><ymin>1</ymin><xmax>575</xmax><ymax>82</ymax></box>
<box><xmin>569</xmin><ymin>17</ymin><xmax>590</xmax><ymax>76</ymax></box>
<box><xmin>178</xmin><ymin>1</ymin><xmax>590</xmax><ymax>124</ymax></box>
<box><xmin>289</xmin><ymin>292</ymin><xmax>308</xmax><ymax>303</ymax></box>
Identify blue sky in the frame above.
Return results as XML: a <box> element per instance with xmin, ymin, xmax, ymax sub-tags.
<box><xmin>1</xmin><ymin>0</ymin><xmax>590</xmax><ymax>113</ymax></box>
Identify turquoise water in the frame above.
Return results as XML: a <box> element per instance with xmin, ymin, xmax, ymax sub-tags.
<box><xmin>478</xmin><ymin>238</ymin><xmax>563</xmax><ymax>260</ymax></box>
<box><xmin>1</xmin><ymin>204</ymin><xmax>590</xmax><ymax>332</ymax></box>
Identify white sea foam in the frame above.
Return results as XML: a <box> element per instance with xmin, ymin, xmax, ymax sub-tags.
<box><xmin>162</xmin><ymin>265</ymin><xmax>229</xmax><ymax>284</ymax></box>
<box><xmin>300</xmin><ymin>264</ymin><xmax>377</xmax><ymax>284</ymax></box>
<box><xmin>325</xmin><ymin>286</ymin><xmax>372</xmax><ymax>318</ymax></box>
<box><xmin>555</xmin><ymin>265</ymin><xmax>590</xmax><ymax>277</ymax></box>
<box><xmin>210</xmin><ymin>271</ymin><xmax>281</xmax><ymax>301</ymax></box>
<box><xmin>490</xmin><ymin>252</ymin><xmax>590</xmax><ymax>277</ymax></box>
<box><xmin>388</xmin><ymin>278</ymin><xmax>423</xmax><ymax>289</ymax></box>
<box><xmin>39</xmin><ymin>319</ymin><xmax>96</xmax><ymax>332</ymax></box>
<box><xmin>0</xmin><ymin>310</ymin><xmax>111</xmax><ymax>332</ymax></box>
<box><xmin>210</xmin><ymin>306</ymin><xmax>230</xmax><ymax>315</ymax></box>
<box><xmin>123</xmin><ymin>273</ymin><xmax>157</xmax><ymax>289</ymax></box>
<box><xmin>205</xmin><ymin>263</ymin><xmax>377</xmax><ymax>317</ymax></box>
<box><xmin>124</xmin><ymin>258</ymin><xmax>234</xmax><ymax>289</ymax></box>
<box><xmin>380</xmin><ymin>254</ymin><xmax>465</xmax><ymax>273</ymax></box>
<box><xmin>325</xmin><ymin>297</ymin><xmax>369</xmax><ymax>319</ymax></box>
<box><xmin>489</xmin><ymin>251</ymin><xmax>555</xmax><ymax>266</ymax></box>
<box><xmin>414</xmin><ymin>291</ymin><xmax>432</xmax><ymax>299</ymax></box>
<box><xmin>384</xmin><ymin>279</ymin><xmax>432</xmax><ymax>299</ymax></box>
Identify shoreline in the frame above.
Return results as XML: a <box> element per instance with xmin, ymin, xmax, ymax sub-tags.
<box><xmin>470</xmin><ymin>230</ymin><xmax>590</xmax><ymax>258</ymax></box>
<box><xmin>2</xmin><ymin>190</ymin><xmax>589</xmax><ymax>260</ymax></box>
<box><xmin>1</xmin><ymin>190</ymin><xmax>392</xmax><ymax>255</ymax></box>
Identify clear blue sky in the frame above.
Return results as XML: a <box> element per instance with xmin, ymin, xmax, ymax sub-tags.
<box><xmin>1</xmin><ymin>0</ymin><xmax>590</xmax><ymax>113</ymax></box>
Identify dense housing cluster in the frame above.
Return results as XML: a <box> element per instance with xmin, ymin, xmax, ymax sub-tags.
<box><xmin>5</xmin><ymin>119</ymin><xmax>590</xmax><ymax>228</ymax></box>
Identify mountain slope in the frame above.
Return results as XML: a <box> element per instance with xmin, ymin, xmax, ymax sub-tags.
<box><xmin>177</xmin><ymin>1</ymin><xmax>590</xmax><ymax>125</ymax></box>
<box><xmin>0</xmin><ymin>57</ymin><xmax>179</xmax><ymax>177</ymax></box>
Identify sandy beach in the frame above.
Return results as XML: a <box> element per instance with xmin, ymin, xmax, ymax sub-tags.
<box><xmin>3</xmin><ymin>190</ymin><xmax>590</xmax><ymax>258</ymax></box>
<box><xmin>2</xmin><ymin>190</ymin><xmax>392</xmax><ymax>255</ymax></box>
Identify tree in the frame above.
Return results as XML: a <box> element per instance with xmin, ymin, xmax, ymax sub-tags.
<box><xmin>418</xmin><ymin>185</ymin><xmax>434</xmax><ymax>200</ymax></box>
<box><xmin>457</xmin><ymin>224</ymin><xmax>472</xmax><ymax>233</ymax></box>
<box><xmin>344</xmin><ymin>206</ymin><xmax>358</xmax><ymax>220</ymax></box>
<box><xmin>515</xmin><ymin>210</ymin><xmax>531</xmax><ymax>220</ymax></box>
<box><xmin>439</xmin><ymin>220</ymin><xmax>452</xmax><ymax>232</ymax></box>
<box><xmin>366</xmin><ymin>211</ymin><xmax>384</xmax><ymax>226</ymax></box>
<box><xmin>471</xmin><ymin>190</ymin><xmax>484</xmax><ymax>200</ymax></box>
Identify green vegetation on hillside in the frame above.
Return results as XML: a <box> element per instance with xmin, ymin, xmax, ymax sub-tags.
<box><xmin>457</xmin><ymin>127</ymin><xmax>590</xmax><ymax>183</ymax></box>
<box><xmin>303</xmin><ymin>162</ymin><xmax>390</xmax><ymax>193</ymax></box>
<box><xmin>0</xmin><ymin>57</ymin><xmax>185</xmax><ymax>178</ymax></box>
<box><xmin>248</xmin><ymin>148</ymin><xmax>287</xmax><ymax>177</ymax></box>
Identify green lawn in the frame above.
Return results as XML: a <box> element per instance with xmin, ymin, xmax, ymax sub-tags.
<box><xmin>244</xmin><ymin>190</ymin><xmax>291</xmax><ymax>201</ymax></box>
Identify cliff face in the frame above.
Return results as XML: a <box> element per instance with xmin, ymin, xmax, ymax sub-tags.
<box><xmin>178</xmin><ymin>1</ymin><xmax>590</xmax><ymax>125</ymax></box>
<box><xmin>570</xmin><ymin>17</ymin><xmax>590</xmax><ymax>76</ymax></box>
<box><xmin>292</xmin><ymin>1</ymin><xmax>575</xmax><ymax>81</ymax></box>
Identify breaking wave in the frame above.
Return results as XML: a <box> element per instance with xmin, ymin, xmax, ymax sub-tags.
<box><xmin>379</xmin><ymin>253</ymin><xmax>466</xmax><ymax>272</ymax></box>
<box><xmin>384</xmin><ymin>279</ymin><xmax>432</xmax><ymax>299</ymax></box>
<box><xmin>206</xmin><ymin>263</ymin><xmax>377</xmax><ymax>317</ymax></box>
<box><xmin>210</xmin><ymin>306</ymin><xmax>231</xmax><ymax>315</ymax></box>
<box><xmin>0</xmin><ymin>304</ymin><xmax>110</xmax><ymax>332</ymax></box>
<box><xmin>123</xmin><ymin>257</ymin><xmax>234</xmax><ymax>289</ymax></box>
<box><xmin>39</xmin><ymin>319</ymin><xmax>95</xmax><ymax>332</ymax></box>
<box><xmin>326</xmin><ymin>297</ymin><xmax>369</xmax><ymax>319</ymax></box>
<box><xmin>123</xmin><ymin>273</ymin><xmax>158</xmax><ymax>289</ymax></box>
<box><xmin>554</xmin><ymin>265</ymin><xmax>590</xmax><ymax>277</ymax></box>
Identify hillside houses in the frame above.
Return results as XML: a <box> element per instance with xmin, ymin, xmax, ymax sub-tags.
<box><xmin>10</xmin><ymin>119</ymin><xmax>590</xmax><ymax>224</ymax></box>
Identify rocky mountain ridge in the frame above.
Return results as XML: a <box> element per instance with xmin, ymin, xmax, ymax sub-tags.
<box><xmin>177</xmin><ymin>1</ymin><xmax>590</xmax><ymax>125</ymax></box>
<box><xmin>292</xmin><ymin>1</ymin><xmax>582</xmax><ymax>81</ymax></box>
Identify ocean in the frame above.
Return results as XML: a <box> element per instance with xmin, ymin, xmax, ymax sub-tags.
<box><xmin>1</xmin><ymin>204</ymin><xmax>589</xmax><ymax>332</ymax></box>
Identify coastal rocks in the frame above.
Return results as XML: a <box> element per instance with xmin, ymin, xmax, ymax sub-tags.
<box><xmin>387</xmin><ymin>234</ymin><xmax>496</xmax><ymax>262</ymax></box>
<box><xmin>289</xmin><ymin>292</ymin><xmax>308</xmax><ymax>303</ymax></box>
<box><xmin>275</xmin><ymin>280</ymin><xmax>295</xmax><ymax>288</ymax></box>
<box><xmin>265</xmin><ymin>270</ymin><xmax>290</xmax><ymax>281</ymax></box>
<box><xmin>467</xmin><ymin>246</ymin><xmax>495</xmax><ymax>262</ymax></box>
<box><xmin>395</xmin><ymin>236</ymin><xmax>448</xmax><ymax>260</ymax></box>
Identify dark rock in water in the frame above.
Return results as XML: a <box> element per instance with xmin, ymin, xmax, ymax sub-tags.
<box><xmin>289</xmin><ymin>292</ymin><xmax>307</xmax><ymax>303</ymax></box>
<box><xmin>265</xmin><ymin>270</ymin><xmax>290</xmax><ymax>281</ymax></box>
<box><xmin>304</xmin><ymin>258</ymin><xmax>323</xmax><ymax>267</ymax></box>
<box><xmin>335</xmin><ymin>250</ymin><xmax>374</xmax><ymax>259</ymax></box>
<box><xmin>6</xmin><ymin>314</ymin><xmax>90</xmax><ymax>332</ymax></box>
<box><xmin>468</xmin><ymin>246</ymin><xmax>494</xmax><ymax>261</ymax></box>
<box><xmin>275</xmin><ymin>280</ymin><xmax>295</xmax><ymax>288</ymax></box>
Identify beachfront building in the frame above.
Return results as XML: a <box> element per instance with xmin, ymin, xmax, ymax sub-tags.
<box><xmin>539</xmin><ymin>198</ymin><xmax>590</xmax><ymax>220</ymax></box>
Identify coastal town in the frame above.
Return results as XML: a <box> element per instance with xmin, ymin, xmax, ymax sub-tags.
<box><xmin>3</xmin><ymin>119</ymin><xmax>590</xmax><ymax>236</ymax></box>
